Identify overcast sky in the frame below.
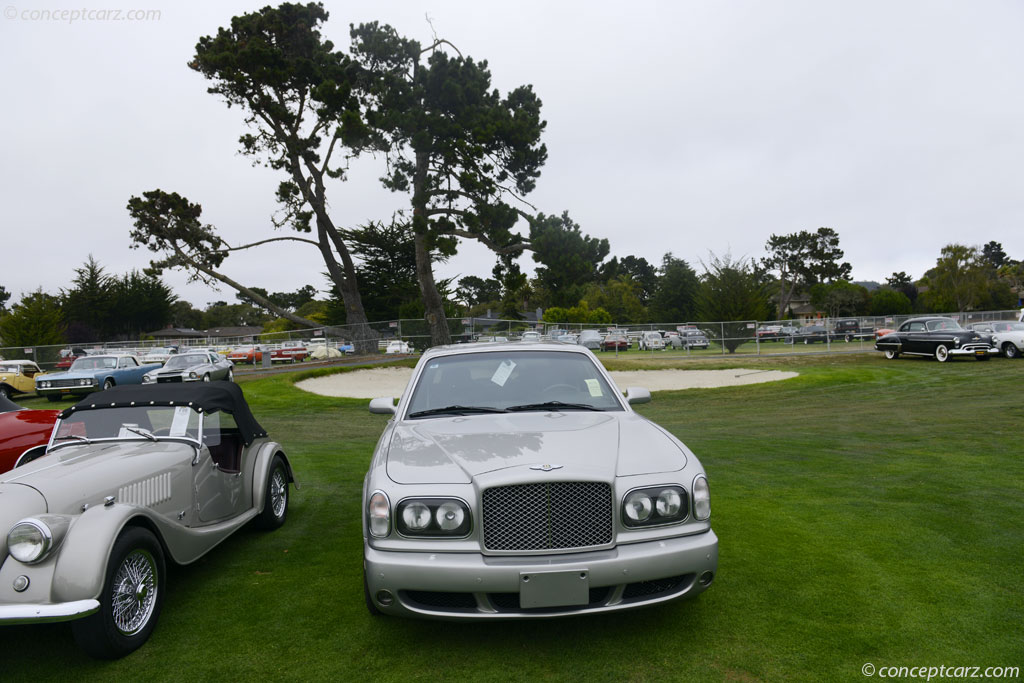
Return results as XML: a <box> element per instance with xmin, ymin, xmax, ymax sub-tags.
<box><xmin>2</xmin><ymin>0</ymin><xmax>1022</xmax><ymax>309</ymax></box>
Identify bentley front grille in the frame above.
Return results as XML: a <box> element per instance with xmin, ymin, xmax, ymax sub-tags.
<box><xmin>482</xmin><ymin>481</ymin><xmax>613</xmax><ymax>552</ymax></box>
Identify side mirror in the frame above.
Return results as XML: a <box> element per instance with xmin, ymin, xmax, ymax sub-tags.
<box><xmin>368</xmin><ymin>397</ymin><xmax>397</xmax><ymax>415</ymax></box>
<box><xmin>625</xmin><ymin>387</ymin><xmax>651</xmax><ymax>405</ymax></box>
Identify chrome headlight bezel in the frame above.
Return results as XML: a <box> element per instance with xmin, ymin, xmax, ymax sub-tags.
<box><xmin>395</xmin><ymin>497</ymin><xmax>472</xmax><ymax>538</ymax></box>
<box><xmin>621</xmin><ymin>485</ymin><xmax>689</xmax><ymax>528</ymax></box>
<box><xmin>142</xmin><ymin>374</ymin><xmax>155</xmax><ymax>384</ymax></box>
<box><xmin>6</xmin><ymin>517</ymin><xmax>69</xmax><ymax>565</ymax></box>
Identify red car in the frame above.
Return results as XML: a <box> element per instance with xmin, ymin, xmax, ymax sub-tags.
<box><xmin>600</xmin><ymin>334</ymin><xmax>629</xmax><ymax>352</ymax></box>
<box><xmin>0</xmin><ymin>394</ymin><xmax>59</xmax><ymax>472</ymax></box>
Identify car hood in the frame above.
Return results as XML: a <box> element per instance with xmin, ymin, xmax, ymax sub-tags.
<box><xmin>41</xmin><ymin>369</ymin><xmax>105</xmax><ymax>380</ymax></box>
<box><xmin>0</xmin><ymin>440</ymin><xmax>194</xmax><ymax>514</ymax></box>
<box><xmin>386</xmin><ymin>412</ymin><xmax>687</xmax><ymax>484</ymax></box>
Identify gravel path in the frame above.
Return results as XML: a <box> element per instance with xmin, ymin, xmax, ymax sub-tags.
<box><xmin>296</xmin><ymin>366</ymin><xmax>797</xmax><ymax>398</ymax></box>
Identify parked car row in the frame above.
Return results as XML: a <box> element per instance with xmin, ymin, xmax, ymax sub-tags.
<box><xmin>1</xmin><ymin>341</ymin><xmax>716</xmax><ymax>659</ymax></box>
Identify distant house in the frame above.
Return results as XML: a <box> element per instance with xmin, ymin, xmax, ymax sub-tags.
<box><xmin>146</xmin><ymin>326</ymin><xmax>206</xmax><ymax>340</ymax></box>
<box><xmin>203</xmin><ymin>326</ymin><xmax>265</xmax><ymax>340</ymax></box>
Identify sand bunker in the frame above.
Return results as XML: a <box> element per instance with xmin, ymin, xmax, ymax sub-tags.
<box><xmin>296</xmin><ymin>366</ymin><xmax>797</xmax><ymax>398</ymax></box>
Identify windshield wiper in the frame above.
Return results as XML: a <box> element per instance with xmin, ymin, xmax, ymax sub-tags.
<box><xmin>55</xmin><ymin>434</ymin><xmax>92</xmax><ymax>444</ymax></box>
<box><xmin>408</xmin><ymin>405</ymin><xmax>508</xmax><ymax>418</ymax></box>
<box><xmin>506</xmin><ymin>401</ymin><xmax>603</xmax><ymax>412</ymax></box>
<box><xmin>124</xmin><ymin>426</ymin><xmax>158</xmax><ymax>441</ymax></box>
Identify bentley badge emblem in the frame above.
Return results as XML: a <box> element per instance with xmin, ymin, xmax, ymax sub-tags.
<box><xmin>530</xmin><ymin>464</ymin><xmax>563</xmax><ymax>472</ymax></box>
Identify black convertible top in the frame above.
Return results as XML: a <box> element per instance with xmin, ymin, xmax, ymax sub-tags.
<box><xmin>0</xmin><ymin>394</ymin><xmax>23</xmax><ymax>413</ymax></box>
<box><xmin>60</xmin><ymin>382</ymin><xmax>267</xmax><ymax>445</ymax></box>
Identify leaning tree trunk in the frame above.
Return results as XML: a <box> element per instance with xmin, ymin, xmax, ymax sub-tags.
<box><xmin>412</xmin><ymin>229</ymin><xmax>452</xmax><ymax>347</ymax></box>
<box><xmin>410</xmin><ymin>149</ymin><xmax>451</xmax><ymax>348</ymax></box>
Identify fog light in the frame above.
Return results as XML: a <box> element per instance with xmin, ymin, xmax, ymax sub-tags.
<box><xmin>13</xmin><ymin>575</ymin><xmax>30</xmax><ymax>592</ymax></box>
<box><xmin>375</xmin><ymin>590</ymin><xmax>394</xmax><ymax>606</ymax></box>
<box><xmin>699</xmin><ymin>571</ymin><xmax>714</xmax><ymax>586</ymax></box>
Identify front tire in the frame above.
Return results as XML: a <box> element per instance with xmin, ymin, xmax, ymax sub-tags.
<box><xmin>934</xmin><ymin>345</ymin><xmax>950</xmax><ymax>363</ymax></box>
<box><xmin>72</xmin><ymin>527</ymin><xmax>165</xmax><ymax>659</ymax></box>
<box><xmin>0</xmin><ymin>385</ymin><xmax>8</xmax><ymax>399</ymax></box>
<box><xmin>202</xmin><ymin>373</ymin><xmax>211</xmax><ymax>383</ymax></box>
<box><xmin>227</xmin><ymin>368</ymin><xmax>234</xmax><ymax>381</ymax></box>
<box><xmin>884</xmin><ymin>349</ymin><xmax>899</xmax><ymax>360</ymax></box>
<box><xmin>255</xmin><ymin>455</ymin><xmax>289</xmax><ymax>530</ymax></box>
<box><xmin>103</xmin><ymin>378</ymin><xmax>115</xmax><ymax>390</ymax></box>
<box><xmin>1004</xmin><ymin>343</ymin><xmax>1020</xmax><ymax>359</ymax></box>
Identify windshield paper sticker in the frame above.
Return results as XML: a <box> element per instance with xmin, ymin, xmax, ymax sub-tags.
<box><xmin>585</xmin><ymin>379</ymin><xmax>603</xmax><ymax>397</ymax></box>
<box><xmin>491</xmin><ymin>359</ymin><xmax>516</xmax><ymax>387</ymax></box>
<box><xmin>170</xmin><ymin>406</ymin><xmax>192</xmax><ymax>436</ymax></box>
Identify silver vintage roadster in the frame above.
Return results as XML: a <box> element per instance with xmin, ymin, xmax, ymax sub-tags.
<box><xmin>364</xmin><ymin>343</ymin><xmax>717</xmax><ymax>618</ymax></box>
<box><xmin>0</xmin><ymin>382</ymin><xmax>294</xmax><ymax>658</ymax></box>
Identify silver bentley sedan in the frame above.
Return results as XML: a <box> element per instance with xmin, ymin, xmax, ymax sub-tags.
<box><xmin>363</xmin><ymin>343</ymin><xmax>717</xmax><ymax>619</ymax></box>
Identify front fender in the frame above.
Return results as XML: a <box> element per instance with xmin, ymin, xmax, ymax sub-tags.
<box><xmin>51</xmin><ymin>503</ymin><xmax>155</xmax><ymax>602</ymax></box>
<box><xmin>251</xmin><ymin>442</ymin><xmax>295</xmax><ymax>514</ymax></box>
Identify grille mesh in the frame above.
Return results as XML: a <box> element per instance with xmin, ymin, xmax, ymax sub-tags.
<box><xmin>482</xmin><ymin>482</ymin><xmax>612</xmax><ymax>551</ymax></box>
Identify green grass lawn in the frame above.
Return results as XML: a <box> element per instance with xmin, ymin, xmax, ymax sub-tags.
<box><xmin>5</xmin><ymin>354</ymin><xmax>1023</xmax><ymax>681</ymax></box>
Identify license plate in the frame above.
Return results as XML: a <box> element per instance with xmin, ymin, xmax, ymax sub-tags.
<box><xmin>519</xmin><ymin>569</ymin><xmax>589</xmax><ymax>608</ymax></box>
<box><xmin>975</xmin><ymin>350</ymin><xmax>986</xmax><ymax>356</ymax></box>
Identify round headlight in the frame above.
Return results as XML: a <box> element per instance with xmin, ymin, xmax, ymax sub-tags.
<box><xmin>7</xmin><ymin>520</ymin><xmax>51</xmax><ymax>564</ymax></box>
<box><xmin>693</xmin><ymin>476</ymin><xmax>711</xmax><ymax>521</ymax></box>
<box><xmin>435</xmin><ymin>502</ymin><xmax>465</xmax><ymax>531</ymax></box>
<box><xmin>189</xmin><ymin>372</ymin><xmax>198</xmax><ymax>379</ymax></box>
<box><xmin>143</xmin><ymin>374</ymin><xmax>153</xmax><ymax>383</ymax></box>
<box><xmin>656</xmin><ymin>489</ymin><xmax>683</xmax><ymax>517</ymax></box>
<box><xmin>79</xmin><ymin>379</ymin><xmax>90</xmax><ymax>386</ymax></box>
<box><xmin>368</xmin><ymin>491</ymin><xmax>390</xmax><ymax>538</ymax></box>
<box><xmin>624</xmin><ymin>491</ymin><xmax>653</xmax><ymax>522</ymax></box>
<box><xmin>401</xmin><ymin>502</ymin><xmax>432</xmax><ymax>531</ymax></box>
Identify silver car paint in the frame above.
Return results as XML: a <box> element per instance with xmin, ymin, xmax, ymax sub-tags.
<box><xmin>363</xmin><ymin>342</ymin><xmax>717</xmax><ymax>617</ymax></box>
<box><xmin>0</xmin><ymin>433</ymin><xmax>290</xmax><ymax>624</ymax></box>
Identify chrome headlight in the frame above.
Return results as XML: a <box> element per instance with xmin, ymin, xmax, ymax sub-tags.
<box><xmin>954</xmin><ymin>338</ymin><xmax>961</xmax><ymax>347</ymax></box>
<box><xmin>78</xmin><ymin>378</ymin><xmax>92</xmax><ymax>386</ymax></box>
<box><xmin>692</xmin><ymin>475</ymin><xmax>711</xmax><ymax>521</ymax></box>
<box><xmin>395</xmin><ymin>498</ymin><xmax>471</xmax><ymax>537</ymax></box>
<box><xmin>39</xmin><ymin>380</ymin><xmax>50</xmax><ymax>388</ymax></box>
<box><xmin>7</xmin><ymin>517</ymin><xmax>69</xmax><ymax>565</ymax></box>
<box><xmin>188</xmin><ymin>371</ymin><xmax>198</xmax><ymax>379</ymax></box>
<box><xmin>367</xmin><ymin>491</ymin><xmax>390</xmax><ymax>538</ymax></box>
<box><xmin>143</xmin><ymin>374</ymin><xmax>154</xmax><ymax>384</ymax></box>
<box><xmin>622</xmin><ymin>486</ymin><xmax>688</xmax><ymax>527</ymax></box>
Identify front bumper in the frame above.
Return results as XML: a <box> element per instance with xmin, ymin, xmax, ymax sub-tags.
<box><xmin>364</xmin><ymin>529</ymin><xmax>718</xmax><ymax>619</ymax></box>
<box><xmin>0</xmin><ymin>599</ymin><xmax>99</xmax><ymax>624</ymax></box>
<box><xmin>34</xmin><ymin>385</ymin><xmax>95</xmax><ymax>397</ymax></box>
<box><xmin>949</xmin><ymin>345</ymin><xmax>997</xmax><ymax>357</ymax></box>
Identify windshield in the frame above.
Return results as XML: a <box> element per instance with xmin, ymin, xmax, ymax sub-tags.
<box><xmin>992</xmin><ymin>322</ymin><xmax>1024</xmax><ymax>332</ymax></box>
<box><xmin>405</xmin><ymin>350</ymin><xmax>624</xmax><ymax>418</ymax></box>
<box><xmin>52</xmin><ymin>405</ymin><xmax>203</xmax><ymax>445</ymax></box>
<box><xmin>926</xmin><ymin>319</ymin><xmax>963</xmax><ymax>332</ymax></box>
<box><xmin>164</xmin><ymin>354</ymin><xmax>208</xmax><ymax>370</ymax></box>
<box><xmin>0</xmin><ymin>364</ymin><xmax>25</xmax><ymax>373</ymax></box>
<box><xmin>70</xmin><ymin>356</ymin><xmax>117</xmax><ymax>371</ymax></box>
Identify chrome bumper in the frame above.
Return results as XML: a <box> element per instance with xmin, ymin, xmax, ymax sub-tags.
<box><xmin>0</xmin><ymin>599</ymin><xmax>99</xmax><ymax>624</ymax></box>
<box><xmin>365</xmin><ymin>529</ymin><xmax>718</xmax><ymax>619</ymax></box>
<box><xmin>949</xmin><ymin>346</ymin><xmax>997</xmax><ymax>356</ymax></box>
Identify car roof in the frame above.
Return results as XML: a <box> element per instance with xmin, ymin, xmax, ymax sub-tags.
<box><xmin>60</xmin><ymin>382</ymin><xmax>267</xmax><ymax>445</ymax></box>
<box><xmin>421</xmin><ymin>340</ymin><xmax>590</xmax><ymax>360</ymax></box>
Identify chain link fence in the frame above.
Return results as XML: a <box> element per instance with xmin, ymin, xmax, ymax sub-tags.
<box><xmin>3</xmin><ymin>309</ymin><xmax>1021</xmax><ymax>370</ymax></box>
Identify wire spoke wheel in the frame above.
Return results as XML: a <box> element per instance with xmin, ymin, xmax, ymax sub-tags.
<box><xmin>110</xmin><ymin>549</ymin><xmax>158</xmax><ymax>636</ymax></box>
<box><xmin>270</xmin><ymin>468</ymin><xmax>287</xmax><ymax>518</ymax></box>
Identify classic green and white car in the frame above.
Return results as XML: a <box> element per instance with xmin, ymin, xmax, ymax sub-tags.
<box><xmin>0</xmin><ymin>382</ymin><xmax>294</xmax><ymax>658</ymax></box>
